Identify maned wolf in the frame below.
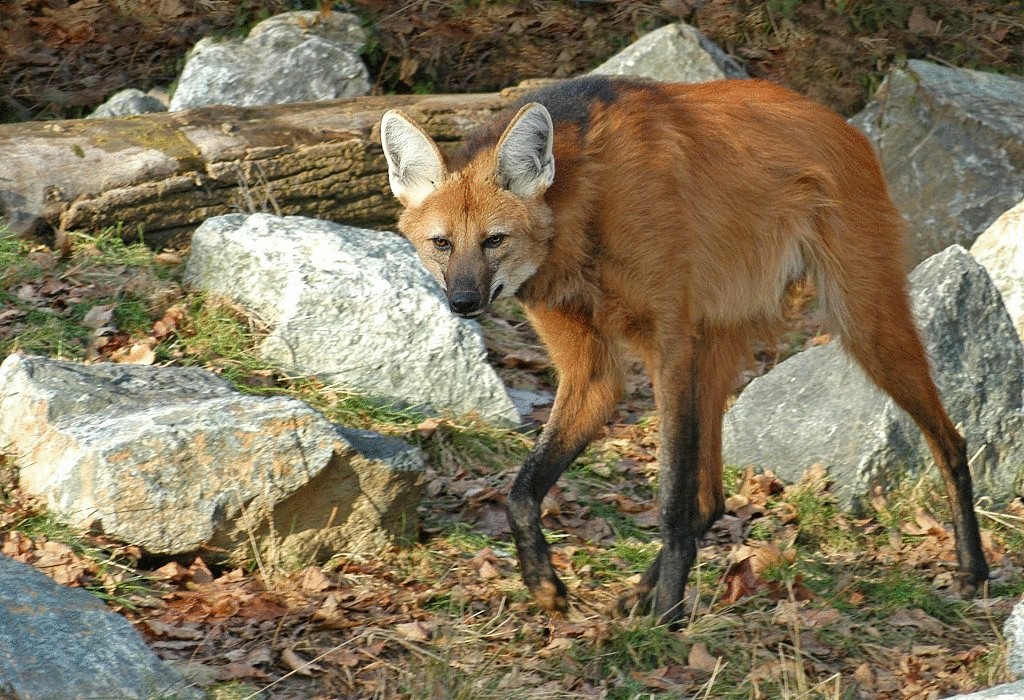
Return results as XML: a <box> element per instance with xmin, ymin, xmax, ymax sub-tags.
<box><xmin>379</xmin><ymin>76</ymin><xmax>988</xmax><ymax>623</ymax></box>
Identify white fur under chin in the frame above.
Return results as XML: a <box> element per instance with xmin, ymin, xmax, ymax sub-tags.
<box><xmin>493</xmin><ymin>262</ymin><xmax>539</xmax><ymax>302</ymax></box>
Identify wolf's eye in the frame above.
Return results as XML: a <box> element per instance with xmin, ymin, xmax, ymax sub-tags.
<box><xmin>431</xmin><ymin>237</ymin><xmax>451</xmax><ymax>252</ymax></box>
<box><xmin>482</xmin><ymin>234</ymin><xmax>506</xmax><ymax>249</ymax></box>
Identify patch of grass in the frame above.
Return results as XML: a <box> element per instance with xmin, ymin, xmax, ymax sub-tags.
<box><xmin>1</xmin><ymin>226</ymin><xmax>185</xmax><ymax>359</ymax></box>
<box><xmin>787</xmin><ymin>481</ymin><xmax>858</xmax><ymax>552</ymax></box>
<box><xmin>0</xmin><ymin>230</ymin><xmax>41</xmax><ymax>283</ymax></box>
<box><xmin>872</xmin><ymin>473</ymin><xmax>949</xmax><ymax>531</ymax></box>
<box><xmin>442</xmin><ymin>523</ymin><xmax>509</xmax><ymax>556</ymax></box>
<box><xmin>111</xmin><ymin>294</ymin><xmax>153</xmax><ymax>335</ymax></box>
<box><xmin>11</xmin><ymin>512</ymin><xmax>158</xmax><ymax>609</ymax></box>
<box><xmin>3</xmin><ymin>309</ymin><xmax>91</xmax><ymax>359</ymax></box>
<box><xmin>69</xmin><ymin>227</ymin><xmax>155</xmax><ymax>268</ymax></box>
<box><xmin>574</xmin><ymin>619</ymin><xmax>688</xmax><ymax>696</ymax></box>
<box><xmin>613</xmin><ymin>538</ymin><xmax>658</xmax><ymax>572</ymax></box>
<box><xmin>568</xmin><ymin>447</ymin><xmax>621</xmax><ymax>486</ymax></box>
<box><xmin>207</xmin><ymin>681</ymin><xmax>265</xmax><ymax>700</ymax></box>
<box><xmin>287</xmin><ymin>377</ymin><xmax>425</xmax><ymax>431</ymax></box>
<box><xmin>723</xmin><ymin>464</ymin><xmax>745</xmax><ymax>495</ymax></box>
<box><xmin>854</xmin><ymin>569</ymin><xmax>966</xmax><ymax>625</ymax></box>
<box><xmin>573</xmin><ymin>538</ymin><xmax>657</xmax><ymax>581</ymax></box>
<box><xmin>172</xmin><ymin>295</ymin><xmax>272</xmax><ymax>374</ymax></box>
<box><xmin>748</xmin><ymin>519</ymin><xmax>776</xmax><ymax>542</ymax></box>
<box><xmin>966</xmin><ymin>641</ymin><xmax>1010</xmax><ymax>691</ymax></box>
<box><xmin>422</xmin><ymin>420</ymin><xmax>530</xmax><ymax>476</ymax></box>
<box><xmin>584</xmin><ymin>500</ymin><xmax>652</xmax><ymax>542</ymax></box>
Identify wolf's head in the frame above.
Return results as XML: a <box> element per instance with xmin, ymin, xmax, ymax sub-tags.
<box><xmin>380</xmin><ymin>103</ymin><xmax>556</xmax><ymax>317</ymax></box>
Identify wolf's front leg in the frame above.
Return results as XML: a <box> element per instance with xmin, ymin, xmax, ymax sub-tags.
<box><xmin>506</xmin><ymin>306</ymin><xmax>623</xmax><ymax>612</ymax></box>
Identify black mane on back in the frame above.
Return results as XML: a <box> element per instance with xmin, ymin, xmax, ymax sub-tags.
<box><xmin>451</xmin><ymin>75</ymin><xmax>653</xmax><ymax>168</ymax></box>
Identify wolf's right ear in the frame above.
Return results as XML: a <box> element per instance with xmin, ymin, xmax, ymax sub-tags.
<box><xmin>495</xmin><ymin>103</ymin><xmax>555</xmax><ymax>199</ymax></box>
<box><xmin>380</xmin><ymin>109</ymin><xmax>447</xmax><ymax>208</ymax></box>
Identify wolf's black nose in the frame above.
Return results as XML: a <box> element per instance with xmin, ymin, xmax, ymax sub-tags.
<box><xmin>449</xmin><ymin>290</ymin><xmax>482</xmax><ymax>315</ymax></box>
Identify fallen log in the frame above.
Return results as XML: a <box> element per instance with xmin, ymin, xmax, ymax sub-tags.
<box><xmin>0</xmin><ymin>87</ymin><xmax>533</xmax><ymax>248</ymax></box>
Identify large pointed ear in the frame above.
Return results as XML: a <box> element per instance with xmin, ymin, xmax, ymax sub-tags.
<box><xmin>380</xmin><ymin>109</ymin><xmax>447</xmax><ymax>208</ymax></box>
<box><xmin>495</xmin><ymin>103</ymin><xmax>555</xmax><ymax>199</ymax></box>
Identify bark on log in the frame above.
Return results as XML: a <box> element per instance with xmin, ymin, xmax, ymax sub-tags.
<box><xmin>0</xmin><ymin>87</ymin><xmax>534</xmax><ymax>247</ymax></box>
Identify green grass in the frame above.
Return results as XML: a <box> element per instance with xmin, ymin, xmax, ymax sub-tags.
<box><xmin>787</xmin><ymin>482</ymin><xmax>859</xmax><ymax>551</ymax></box>
<box><xmin>207</xmin><ymin>681</ymin><xmax>265</xmax><ymax>700</ymax></box>
<box><xmin>0</xmin><ymin>230</ymin><xmax>41</xmax><ymax>283</ymax></box>
<box><xmin>10</xmin><ymin>512</ymin><xmax>159</xmax><ymax>609</ymax></box>
<box><xmin>571</xmin><ymin>538</ymin><xmax>657</xmax><ymax>581</ymax></box>
<box><xmin>170</xmin><ymin>296</ymin><xmax>271</xmax><ymax>374</ymax></box>
<box><xmin>584</xmin><ymin>500</ymin><xmax>652</xmax><ymax>542</ymax></box>
<box><xmin>443</xmin><ymin>522</ymin><xmax>509</xmax><ymax>556</ymax></box>
<box><xmin>0</xmin><ymin>225</ymin><xmax>184</xmax><ymax>359</ymax></box>
<box><xmin>573</xmin><ymin>620</ymin><xmax>688</xmax><ymax>699</ymax></box>
<box><xmin>852</xmin><ymin>568</ymin><xmax>967</xmax><ymax>625</ymax></box>
<box><xmin>70</xmin><ymin>227</ymin><xmax>157</xmax><ymax>268</ymax></box>
<box><xmin>3</xmin><ymin>309</ymin><xmax>91</xmax><ymax>359</ymax></box>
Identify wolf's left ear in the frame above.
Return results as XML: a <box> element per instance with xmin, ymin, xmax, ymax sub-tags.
<box><xmin>380</xmin><ymin>109</ymin><xmax>447</xmax><ymax>208</ymax></box>
<box><xmin>495</xmin><ymin>103</ymin><xmax>555</xmax><ymax>198</ymax></box>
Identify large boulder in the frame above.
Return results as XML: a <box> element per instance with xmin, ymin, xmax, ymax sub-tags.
<box><xmin>0</xmin><ymin>554</ymin><xmax>199</xmax><ymax>699</ymax></box>
<box><xmin>591</xmin><ymin>22</ymin><xmax>746</xmax><ymax>83</ymax></box>
<box><xmin>1005</xmin><ymin>600</ymin><xmax>1024</xmax><ymax>680</ymax></box>
<box><xmin>184</xmin><ymin>213</ymin><xmax>520</xmax><ymax>425</ymax></box>
<box><xmin>0</xmin><ymin>354</ymin><xmax>423</xmax><ymax>562</ymax></box>
<box><xmin>951</xmin><ymin>681</ymin><xmax>1024</xmax><ymax>700</ymax></box>
<box><xmin>849</xmin><ymin>60</ymin><xmax>1024</xmax><ymax>267</ymax></box>
<box><xmin>169</xmin><ymin>11</ymin><xmax>370</xmax><ymax>111</ymax></box>
<box><xmin>722</xmin><ymin>246</ymin><xmax>1024</xmax><ymax>506</ymax></box>
<box><xmin>971</xmin><ymin>197</ymin><xmax>1024</xmax><ymax>344</ymax></box>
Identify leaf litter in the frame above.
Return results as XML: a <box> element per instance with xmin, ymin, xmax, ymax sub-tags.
<box><xmin>4</xmin><ymin>309</ymin><xmax>1019</xmax><ymax>698</ymax></box>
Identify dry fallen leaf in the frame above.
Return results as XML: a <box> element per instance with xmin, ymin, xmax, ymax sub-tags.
<box><xmin>280</xmin><ymin>647</ymin><xmax>321</xmax><ymax>676</ymax></box>
<box><xmin>153</xmin><ymin>251</ymin><xmax>183</xmax><ymax>265</ymax></box>
<box><xmin>112</xmin><ymin>340</ymin><xmax>156</xmax><ymax>365</ymax></box>
<box><xmin>144</xmin><ymin>619</ymin><xmax>204</xmax><ymax>640</ymax></box>
<box><xmin>888</xmin><ymin>608</ymin><xmax>945</xmax><ymax>635</ymax></box>
<box><xmin>853</xmin><ymin>660</ymin><xmax>875</xmax><ymax>690</ymax></box>
<box><xmin>721</xmin><ymin>557</ymin><xmax>760</xmax><ymax>605</ymax></box>
<box><xmin>687</xmin><ymin>642</ymin><xmax>720</xmax><ymax>673</ymax></box>
<box><xmin>395</xmin><ymin>621</ymin><xmax>436</xmax><ymax>643</ymax></box>
<box><xmin>298</xmin><ymin>565</ymin><xmax>333</xmax><ymax>594</ymax></box>
<box><xmin>416</xmin><ymin>417</ymin><xmax>443</xmax><ymax>439</ymax></box>
<box><xmin>82</xmin><ymin>304</ymin><xmax>115</xmax><ymax>328</ymax></box>
<box><xmin>153</xmin><ymin>561</ymin><xmax>191</xmax><ymax>582</ymax></box>
<box><xmin>908</xmin><ymin>5</ymin><xmax>941</xmax><ymax>34</ymax></box>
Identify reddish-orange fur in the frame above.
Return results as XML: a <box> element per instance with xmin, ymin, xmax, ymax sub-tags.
<box><xmin>381</xmin><ymin>77</ymin><xmax>988</xmax><ymax>622</ymax></box>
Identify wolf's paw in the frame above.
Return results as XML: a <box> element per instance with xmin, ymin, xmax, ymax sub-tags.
<box><xmin>531</xmin><ymin>577</ymin><xmax>569</xmax><ymax>614</ymax></box>
<box><xmin>613</xmin><ymin>585</ymin><xmax>653</xmax><ymax>618</ymax></box>
<box><xmin>952</xmin><ymin>568</ymin><xmax>988</xmax><ymax>599</ymax></box>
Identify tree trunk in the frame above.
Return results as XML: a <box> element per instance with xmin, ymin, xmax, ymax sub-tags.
<box><xmin>0</xmin><ymin>87</ymin><xmax>534</xmax><ymax>248</ymax></box>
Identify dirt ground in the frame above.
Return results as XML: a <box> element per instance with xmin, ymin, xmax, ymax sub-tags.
<box><xmin>1</xmin><ymin>0</ymin><xmax>1021</xmax><ymax>122</ymax></box>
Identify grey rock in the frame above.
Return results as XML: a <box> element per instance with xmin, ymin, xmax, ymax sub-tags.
<box><xmin>971</xmin><ymin>198</ymin><xmax>1024</xmax><ymax>345</ymax></box>
<box><xmin>169</xmin><ymin>11</ymin><xmax>369</xmax><ymax>111</ymax></box>
<box><xmin>1005</xmin><ymin>600</ymin><xmax>1024</xmax><ymax>679</ymax></box>
<box><xmin>0</xmin><ymin>554</ymin><xmax>200</xmax><ymax>699</ymax></box>
<box><xmin>722</xmin><ymin>246</ymin><xmax>1024</xmax><ymax>506</ymax></box>
<box><xmin>184</xmin><ymin>213</ymin><xmax>520</xmax><ymax>425</ymax></box>
<box><xmin>951</xmin><ymin>680</ymin><xmax>1024</xmax><ymax>700</ymax></box>
<box><xmin>591</xmin><ymin>22</ymin><xmax>746</xmax><ymax>83</ymax></box>
<box><xmin>507</xmin><ymin>388</ymin><xmax>554</xmax><ymax>419</ymax></box>
<box><xmin>87</xmin><ymin>88</ymin><xmax>167</xmax><ymax>119</ymax></box>
<box><xmin>0</xmin><ymin>354</ymin><xmax>423</xmax><ymax>561</ymax></box>
<box><xmin>849</xmin><ymin>60</ymin><xmax>1024</xmax><ymax>267</ymax></box>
